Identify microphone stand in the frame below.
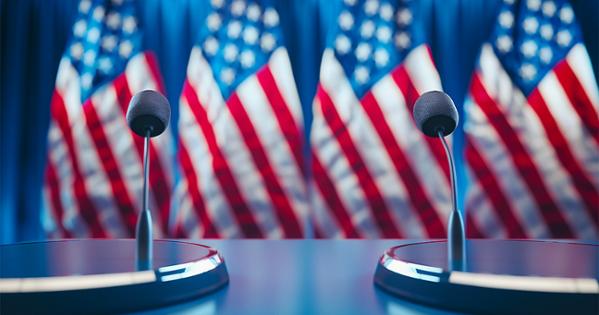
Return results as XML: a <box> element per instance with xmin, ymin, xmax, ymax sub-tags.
<box><xmin>438</xmin><ymin>129</ymin><xmax>465</xmax><ymax>271</ymax></box>
<box><xmin>136</xmin><ymin>127</ymin><xmax>153</xmax><ymax>270</ymax></box>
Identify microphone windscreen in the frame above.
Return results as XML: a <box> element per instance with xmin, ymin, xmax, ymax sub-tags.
<box><xmin>413</xmin><ymin>90</ymin><xmax>459</xmax><ymax>137</ymax></box>
<box><xmin>126</xmin><ymin>90</ymin><xmax>170</xmax><ymax>137</ymax></box>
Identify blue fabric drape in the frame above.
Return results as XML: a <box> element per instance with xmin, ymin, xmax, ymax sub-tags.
<box><xmin>1</xmin><ymin>0</ymin><xmax>597</xmax><ymax>243</ymax></box>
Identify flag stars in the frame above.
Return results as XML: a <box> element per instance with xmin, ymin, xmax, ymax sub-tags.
<box><xmin>98</xmin><ymin>57</ymin><xmax>113</xmax><ymax>73</ymax></box>
<box><xmin>223</xmin><ymin>44</ymin><xmax>239</xmax><ymax>62</ymax></box>
<box><xmin>354</xmin><ymin>66</ymin><xmax>369</xmax><ymax>84</ymax></box>
<box><xmin>526</xmin><ymin>0</ymin><xmax>541</xmax><ymax>11</ymax></box>
<box><xmin>498</xmin><ymin>11</ymin><xmax>514</xmax><ymax>28</ymax></box>
<box><xmin>519</xmin><ymin>63</ymin><xmax>537</xmax><ymax>80</ymax></box>
<box><xmin>339</xmin><ymin>11</ymin><xmax>354</xmax><ymax>31</ymax></box>
<box><xmin>73</xmin><ymin>20</ymin><xmax>87</xmax><ymax>37</ymax></box>
<box><xmin>231</xmin><ymin>0</ymin><xmax>246</xmax><ymax>16</ymax></box>
<box><xmin>542</xmin><ymin>1</ymin><xmax>556</xmax><ymax>17</ymax></box>
<box><xmin>240</xmin><ymin>50</ymin><xmax>255</xmax><ymax>68</ymax></box>
<box><xmin>335</xmin><ymin>34</ymin><xmax>351</xmax><ymax>55</ymax></box>
<box><xmin>263</xmin><ymin>8</ymin><xmax>279</xmax><ymax>27</ymax></box>
<box><xmin>360</xmin><ymin>20</ymin><xmax>375</xmax><ymax>39</ymax></box>
<box><xmin>207</xmin><ymin>13</ymin><xmax>222</xmax><ymax>31</ymax></box>
<box><xmin>221</xmin><ymin>67</ymin><xmax>235</xmax><ymax>85</ymax></box>
<box><xmin>556</xmin><ymin>29</ymin><xmax>572</xmax><ymax>47</ymax></box>
<box><xmin>106</xmin><ymin>12</ymin><xmax>121</xmax><ymax>30</ymax></box>
<box><xmin>83</xmin><ymin>50</ymin><xmax>96</xmax><ymax>66</ymax></box>
<box><xmin>260</xmin><ymin>33</ymin><xmax>276</xmax><ymax>52</ymax></box>
<box><xmin>79</xmin><ymin>0</ymin><xmax>91</xmax><ymax>14</ymax></box>
<box><xmin>87</xmin><ymin>27</ymin><xmax>100</xmax><ymax>43</ymax></box>
<box><xmin>246</xmin><ymin>4</ymin><xmax>261</xmax><ymax>22</ymax></box>
<box><xmin>520</xmin><ymin>40</ymin><xmax>537</xmax><ymax>58</ymax></box>
<box><xmin>211</xmin><ymin>0</ymin><xmax>224</xmax><ymax>9</ymax></box>
<box><xmin>204</xmin><ymin>36</ymin><xmax>219</xmax><ymax>56</ymax></box>
<box><xmin>559</xmin><ymin>6</ymin><xmax>574</xmax><ymax>24</ymax></box>
<box><xmin>523</xmin><ymin>16</ymin><xmax>538</xmax><ymax>34</ymax></box>
<box><xmin>119</xmin><ymin>40</ymin><xmax>133</xmax><ymax>58</ymax></box>
<box><xmin>376</xmin><ymin>26</ymin><xmax>392</xmax><ymax>43</ymax></box>
<box><xmin>364</xmin><ymin>0</ymin><xmax>379</xmax><ymax>16</ymax></box>
<box><xmin>379</xmin><ymin>3</ymin><xmax>393</xmax><ymax>21</ymax></box>
<box><xmin>344</xmin><ymin>0</ymin><xmax>357</xmax><ymax>6</ymax></box>
<box><xmin>102</xmin><ymin>35</ymin><xmax>117</xmax><ymax>52</ymax></box>
<box><xmin>395</xmin><ymin>32</ymin><xmax>410</xmax><ymax>49</ymax></box>
<box><xmin>396</xmin><ymin>8</ymin><xmax>412</xmax><ymax>26</ymax></box>
<box><xmin>243</xmin><ymin>26</ymin><xmax>259</xmax><ymax>45</ymax></box>
<box><xmin>122</xmin><ymin>16</ymin><xmax>136</xmax><ymax>34</ymax></box>
<box><xmin>81</xmin><ymin>73</ymin><xmax>93</xmax><ymax>89</ymax></box>
<box><xmin>539</xmin><ymin>46</ymin><xmax>553</xmax><ymax>63</ymax></box>
<box><xmin>496</xmin><ymin>35</ymin><xmax>513</xmax><ymax>53</ymax></box>
<box><xmin>93</xmin><ymin>6</ymin><xmax>105</xmax><ymax>22</ymax></box>
<box><xmin>540</xmin><ymin>24</ymin><xmax>553</xmax><ymax>41</ymax></box>
<box><xmin>374</xmin><ymin>48</ymin><xmax>389</xmax><ymax>67</ymax></box>
<box><xmin>355</xmin><ymin>42</ymin><xmax>372</xmax><ymax>62</ymax></box>
<box><xmin>70</xmin><ymin>43</ymin><xmax>84</xmax><ymax>60</ymax></box>
<box><xmin>227</xmin><ymin>21</ymin><xmax>242</xmax><ymax>39</ymax></box>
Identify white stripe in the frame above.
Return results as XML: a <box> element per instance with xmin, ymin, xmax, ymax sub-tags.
<box><xmin>46</xmin><ymin>122</ymin><xmax>89</xmax><ymax>237</ymax></box>
<box><xmin>566</xmin><ymin>45</ymin><xmax>599</xmax><ymax>110</ymax></box>
<box><xmin>268</xmin><ymin>48</ymin><xmax>304</xmax><ymax>128</ymax></box>
<box><xmin>479</xmin><ymin>47</ymin><xmax>597</xmax><ymax>238</ymax></box>
<box><xmin>237</xmin><ymin>76</ymin><xmax>308</xmax><ymax>233</ymax></box>
<box><xmin>465</xmin><ymin>176</ymin><xmax>507</xmax><ymax>238</ymax></box>
<box><xmin>371</xmin><ymin>73</ymin><xmax>452</xmax><ymax>228</ymax></box>
<box><xmin>465</xmin><ymin>96</ymin><xmax>549</xmax><ymax>237</ymax></box>
<box><xmin>178</xmin><ymin>98</ymin><xmax>239</xmax><ymax>238</ymax></box>
<box><xmin>404</xmin><ymin>45</ymin><xmax>443</xmax><ymax>92</ymax></box>
<box><xmin>309</xmin><ymin>182</ymin><xmax>344</xmax><ymax>238</ymax></box>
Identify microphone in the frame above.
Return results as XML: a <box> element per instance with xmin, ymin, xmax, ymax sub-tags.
<box><xmin>126</xmin><ymin>90</ymin><xmax>171</xmax><ymax>271</ymax></box>
<box><xmin>413</xmin><ymin>90</ymin><xmax>465</xmax><ymax>271</ymax></box>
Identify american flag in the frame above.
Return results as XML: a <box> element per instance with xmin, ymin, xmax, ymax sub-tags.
<box><xmin>42</xmin><ymin>0</ymin><xmax>173</xmax><ymax>238</ymax></box>
<box><xmin>174</xmin><ymin>0</ymin><xmax>308</xmax><ymax>238</ymax></box>
<box><xmin>310</xmin><ymin>0</ymin><xmax>452</xmax><ymax>238</ymax></box>
<box><xmin>465</xmin><ymin>0</ymin><xmax>599</xmax><ymax>238</ymax></box>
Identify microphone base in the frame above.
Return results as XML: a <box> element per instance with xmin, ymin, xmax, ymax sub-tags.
<box><xmin>374</xmin><ymin>240</ymin><xmax>598</xmax><ymax>315</ymax></box>
<box><xmin>0</xmin><ymin>239</ymin><xmax>229</xmax><ymax>314</ymax></box>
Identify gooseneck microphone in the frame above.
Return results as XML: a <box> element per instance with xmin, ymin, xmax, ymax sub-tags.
<box><xmin>413</xmin><ymin>90</ymin><xmax>465</xmax><ymax>271</ymax></box>
<box><xmin>126</xmin><ymin>90</ymin><xmax>171</xmax><ymax>270</ymax></box>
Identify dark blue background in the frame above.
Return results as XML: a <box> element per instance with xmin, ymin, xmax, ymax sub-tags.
<box><xmin>1</xmin><ymin>0</ymin><xmax>597</xmax><ymax>243</ymax></box>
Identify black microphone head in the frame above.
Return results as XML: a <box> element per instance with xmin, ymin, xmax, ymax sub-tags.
<box><xmin>413</xmin><ymin>90</ymin><xmax>459</xmax><ymax>137</ymax></box>
<box><xmin>126</xmin><ymin>90</ymin><xmax>170</xmax><ymax>137</ymax></box>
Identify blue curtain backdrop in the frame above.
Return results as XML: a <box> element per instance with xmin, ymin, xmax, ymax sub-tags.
<box><xmin>1</xmin><ymin>0</ymin><xmax>597</xmax><ymax>243</ymax></box>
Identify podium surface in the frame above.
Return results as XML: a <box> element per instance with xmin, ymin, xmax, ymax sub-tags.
<box><xmin>2</xmin><ymin>239</ymin><xmax>597</xmax><ymax>314</ymax></box>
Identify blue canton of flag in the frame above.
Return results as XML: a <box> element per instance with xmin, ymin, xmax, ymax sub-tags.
<box><xmin>200</xmin><ymin>0</ymin><xmax>283</xmax><ymax>98</ymax></box>
<box><xmin>491</xmin><ymin>0</ymin><xmax>582</xmax><ymax>94</ymax></box>
<box><xmin>332</xmin><ymin>0</ymin><xmax>426</xmax><ymax>97</ymax></box>
<box><xmin>67</xmin><ymin>0</ymin><xmax>141</xmax><ymax>101</ymax></box>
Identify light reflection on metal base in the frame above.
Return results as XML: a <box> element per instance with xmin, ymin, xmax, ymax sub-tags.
<box><xmin>374</xmin><ymin>240</ymin><xmax>598</xmax><ymax>315</ymax></box>
<box><xmin>0</xmin><ymin>239</ymin><xmax>229</xmax><ymax>314</ymax></box>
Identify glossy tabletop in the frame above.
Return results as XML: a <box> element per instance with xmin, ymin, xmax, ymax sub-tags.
<box><xmin>131</xmin><ymin>239</ymin><xmax>596</xmax><ymax>315</ymax></box>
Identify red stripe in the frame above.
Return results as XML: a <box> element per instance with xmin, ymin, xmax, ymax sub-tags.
<box><xmin>227</xmin><ymin>93</ymin><xmax>304</xmax><ymax>238</ymax></box>
<box><xmin>178</xmin><ymin>142</ymin><xmax>220</xmax><ymax>238</ymax></box>
<box><xmin>471</xmin><ymin>74</ymin><xmax>575</xmax><ymax>237</ymax></box>
<box><xmin>44</xmin><ymin>160</ymin><xmax>72</xmax><ymax>238</ymax></box>
<box><xmin>553</xmin><ymin>60</ymin><xmax>599</xmax><ymax>148</ymax></box>
<box><xmin>390</xmin><ymin>66</ymin><xmax>451</xmax><ymax>183</ymax></box>
<box><xmin>114</xmin><ymin>74</ymin><xmax>172</xmax><ymax>236</ymax></box>
<box><xmin>182</xmin><ymin>81</ymin><xmax>264</xmax><ymax>238</ymax></box>
<box><xmin>50</xmin><ymin>91</ymin><xmax>107</xmax><ymax>237</ymax></box>
<box><xmin>312</xmin><ymin>154</ymin><xmax>362</xmax><ymax>238</ymax></box>
<box><xmin>317</xmin><ymin>86</ymin><xmax>402</xmax><ymax>238</ymax></box>
<box><xmin>466</xmin><ymin>212</ymin><xmax>485</xmax><ymax>238</ymax></box>
<box><xmin>465</xmin><ymin>137</ymin><xmax>528</xmax><ymax>238</ymax></box>
<box><xmin>256</xmin><ymin>67</ymin><xmax>306</xmax><ymax>176</ymax></box>
<box><xmin>144</xmin><ymin>53</ymin><xmax>166</xmax><ymax>94</ymax></box>
<box><xmin>361</xmin><ymin>92</ymin><xmax>446</xmax><ymax>237</ymax></box>
<box><xmin>312</xmin><ymin>219</ymin><xmax>326</xmax><ymax>239</ymax></box>
<box><xmin>528</xmin><ymin>88</ymin><xmax>599</xmax><ymax>230</ymax></box>
<box><xmin>82</xmin><ymin>99</ymin><xmax>137</xmax><ymax>237</ymax></box>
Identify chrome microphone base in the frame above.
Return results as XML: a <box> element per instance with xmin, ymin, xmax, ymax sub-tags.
<box><xmin>374</xmin><ymin>239</ymin><xmax>598</xmax><ymax>315</ymax></box>
<box><xmin>0</xmin><ymin>239</ymin><xmax>229</xmax><ymax>314</ymax></box>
